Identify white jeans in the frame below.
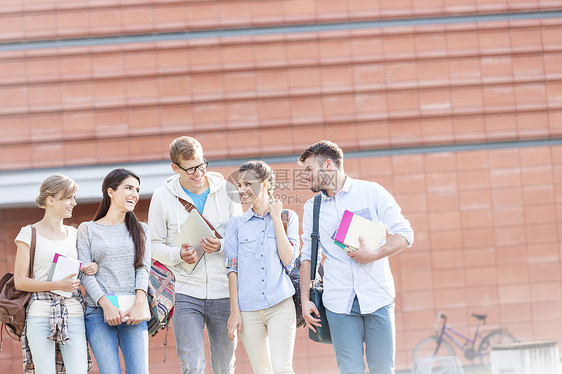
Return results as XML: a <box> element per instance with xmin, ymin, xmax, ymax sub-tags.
<box><xmin>26</xmin><ymin>316</ymin><xmax>88</xmax><ymax>374</ymax></box>
<box><xmin>240</xmin><ymin>297</ymin><xmax>296</xmax><ymax>374</ymax></box>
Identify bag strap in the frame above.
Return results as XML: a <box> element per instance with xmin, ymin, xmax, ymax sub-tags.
<box><xmin>155</xmin><ymin>272</ymin><xmax>174</xmax><ymax>297</ymax></box>
<box><xmin>29</xmin><ymin>225</ymin><xmax>37</xmax><ymax>279</ymax></box>
<box><xmin>280</xmin><ymin>209</ymin><xmax>295</xmax><ymax>276</ymax></box>
<box><xmin>310</xmin><ymin>194</ymin><xmax>322</xmax><ymax>281</ymax></box>
<box><xmin>281</xmin><ymin>210</ymin><xmax>289</xmax><ymax>233</ymax></box>
<box><xmin>177</xmin><ymin>197</ymin><xmax>223</xmax><ymax>240</ymax></box>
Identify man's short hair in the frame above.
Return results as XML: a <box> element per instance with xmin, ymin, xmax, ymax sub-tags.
<box><xmin>298</xmin><ymin>140</ymin><xmax>344</xmax><ymax>169</ymax></box>
<box><xmin>169</xmin><ymin>136</ymin><xmax>204</xmax><ymax>164</ymax></box>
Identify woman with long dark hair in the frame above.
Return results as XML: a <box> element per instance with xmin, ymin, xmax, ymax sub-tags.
<box><xmin>77</xmin><ymin>168</ymin><xmax>151</xmax><ymax>373</ymax></box>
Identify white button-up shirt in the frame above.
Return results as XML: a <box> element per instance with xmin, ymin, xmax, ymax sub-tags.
<box><xmin>301</xmin><ymin>176</ymin><xmax>414</xmax><ymax>314</ymax></box>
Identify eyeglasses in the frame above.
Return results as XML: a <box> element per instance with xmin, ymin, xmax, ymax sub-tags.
<box><xmin>175</xmin><ymin>159</ymin><xmax>208</xmax><ymax>175</ymax></box>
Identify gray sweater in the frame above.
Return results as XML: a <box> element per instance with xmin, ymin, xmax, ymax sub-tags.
<box><xmin>77</xmin><ymin>221</ymin><xmax>151</xmax><ymax>307</ymax></box>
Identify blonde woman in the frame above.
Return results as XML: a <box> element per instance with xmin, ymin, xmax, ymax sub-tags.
<box><xmin>225</xmin><ymin>160</ymin><xmax>299</xmax><ymax>374</ymax></box>
<box><xmin>14</xmin><ymin>175</ymin><xmax>97</xmax><ymax>373</ymax></box>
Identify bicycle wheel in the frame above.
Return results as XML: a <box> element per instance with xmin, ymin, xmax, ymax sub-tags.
<box><xmin>478</xmin><ymin>330</ymin><xmax>517</xmax><ymax>367</ymax></box>
<box><xmin>412</xmin><ymin>336</ymin><xmax>455</xmax><ymax>373</ymax></box>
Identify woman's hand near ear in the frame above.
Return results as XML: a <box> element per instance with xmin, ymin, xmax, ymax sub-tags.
<box><xmin>269</xmin><ymin>198</ymin><xmax>283</xmax><ymax>221</ymax></box>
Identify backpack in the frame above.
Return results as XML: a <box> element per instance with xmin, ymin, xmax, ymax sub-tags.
<box><xmin>281</xmin><ymin>211</ymin><xmax>306</xmax><ymax>328</ymax></box>
<box><xmin>0</xmin><ymin>226</ymin><xmax>36</xmax><ymax>348</ymax></box>
<box><xmin>147</xmin><ymin>260</ymin><xmax>175</xmax><ymax>336</ymax></box>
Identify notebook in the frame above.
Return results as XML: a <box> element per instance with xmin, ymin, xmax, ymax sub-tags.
<box><xmin>333</xmin><ymin>240</ymin><xmax>352</xmax><ymax>252</ymax></box>
<box><xmin>46</xmin><ymin>253</ymin><xmax>82</xmax><ymax>298</ymax></box>
<box><xmin>333</xmin><ymin>210</ymin><xmax>386</xmax><ymax>251</ymax></box>
<box><xmin>172</xmin><ymin>209</ymin><xmax>216</xmax><ymax>274</ymax></box>
<box><xmin>105</xmin><ymin>293</ymin><xmax>151</xmax><ymax>322</ymax></box>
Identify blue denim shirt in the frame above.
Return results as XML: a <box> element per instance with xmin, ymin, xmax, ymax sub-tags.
<box><xmin>224</xmin><ymin>208</ymin><xmax>299</xmax><ymax>312</ymax></box>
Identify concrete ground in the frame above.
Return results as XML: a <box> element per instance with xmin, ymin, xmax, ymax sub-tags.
<box><xmin>397</xmin><ymin>362</ymin><xmax>562</xmax><ymax>374</ymax></box>
<box><xmin>396</xmin><ymin>364</ymin><xmax>490</xmax><ymax>374</ymax></box>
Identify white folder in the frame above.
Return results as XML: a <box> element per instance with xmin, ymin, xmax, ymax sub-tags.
<box><xmin>172</xmin><ymin>209</ymin><xmax>216</xmax><ymax>274</ymax></box>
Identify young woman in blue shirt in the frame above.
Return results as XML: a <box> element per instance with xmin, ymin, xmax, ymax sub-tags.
<box><xmin>225</xmin><ymin>160</ymin><xmax>299</xmax><ymax>374</ymax></box>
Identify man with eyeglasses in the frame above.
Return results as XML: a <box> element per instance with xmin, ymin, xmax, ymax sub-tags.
<box><xmin>148</xmin><ymin>136</ymin><xmax>242</xmax><ymax>374</ymax></box>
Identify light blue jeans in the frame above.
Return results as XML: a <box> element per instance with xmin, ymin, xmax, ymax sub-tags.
<box><xmin>85</xmin><ymin>306</ymin><xmax>148</xmax><ymax>374</ymax></box>
<box><xmin>325</xmin><ymin>298</ymin><xmax>396</xmax><ymax>374</ymax></box>
<box><xmin>26</xmin><ymin>316</ymin><xmax>88</xmax><ymax>374</ymax></box>
<box><xmin>172</xmin><ymin>294</ymin><xmax>236</xmax><ymax>374</ymax></box>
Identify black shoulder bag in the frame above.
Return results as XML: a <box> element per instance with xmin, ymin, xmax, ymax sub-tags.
<box><xmin>308</xmin><ymin>194</ymin><xmax>332</xmax><ymax>344</ymax></box>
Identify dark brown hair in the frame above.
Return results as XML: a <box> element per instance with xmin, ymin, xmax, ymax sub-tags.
<box><xmin>239</xmin><ymin>160</ymin><xmax>275</xmax><ymax>198</ymax></box>
<box><xmin>298</xmin><ymin>140</ymin><xmax>344</xmax><ymax>169</ymax></box>
<box><xmin>93</xmin><ymin>168</ymin><xmax>145</xmax><ymax>269</ymax></box>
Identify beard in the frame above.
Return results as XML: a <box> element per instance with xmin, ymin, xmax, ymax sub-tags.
<box><xmin>310</xmin><ymin>184</ymin><xmax>322</xmax><ymax>193</ymax></box>
<box><xmin>309</xmin><ymin>170</ymin><xmax>337</xmax><ymax>192</ymax></box>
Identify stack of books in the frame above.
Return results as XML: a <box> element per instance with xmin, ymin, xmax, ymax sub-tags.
<box><xmin>332</xmin><ymin>210</ymin><xmax>386</xmax><ymax>251</ymax></box>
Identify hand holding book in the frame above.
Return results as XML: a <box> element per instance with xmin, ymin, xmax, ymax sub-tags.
<box><xmin>100</xmin><ymin>296</ymin><xmax>125</xmax><ymax>326</ymax></box>
<box><xmin>54</xmin><ymin>273</ymin><xmax>80</xmax><ymax>294</ymax></box>
<box><xmin>347</xmin><ymin>236</ymin><xmax>380</xmax><ymax>264</ymax></box>
<box><xmin>173</xmin><ymin>209</ymin><xmax>216</xmax><ymax>273</ymax></box>
<box><xmin>180</xmin><ymin>243</ymin><xmax>200</xmax><ymax>264</ymax></box>
<box><xmin>200</xmin><ymin>236</ymin><xmax>221</xmax><ymax>253</ymax></box>
<box><xmin>349</xmin><ymin>233</ymin><xmax>411</xmax><ymax>264</ymax></box>
<box><xmin>47</xmin><ymin>253</ymin><xmax>83</xmax><ymax>297</ymax></box>
<box><xmin>122</xmin><ymin>293</ymin><xmax>149</xmax><ymax>325</ymax></box>
<box><xmin>332</xmin><ymin>210</ymin><xmax>386</xmax><ymax>252</ymax></box>
<box><xmin>80</xmin><ymin>262</ymin><xmax>98</xmax><ymax>275</ymax></box>
<box><xmin>105</xmin><ymin>293</ymin><xmax>151</xmax><ymax>324</ymax></box>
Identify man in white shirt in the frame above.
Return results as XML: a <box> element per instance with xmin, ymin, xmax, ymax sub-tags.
<box><xmin>299</xmin><ymin>140</ymin><xmax>414</xmax><ymax>374</ymax></box>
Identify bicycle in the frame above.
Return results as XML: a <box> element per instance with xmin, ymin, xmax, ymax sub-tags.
<box><xmin>412</xmin><ymin>311</ymin><xmax>517</xmax><ymax>371</ymax></box>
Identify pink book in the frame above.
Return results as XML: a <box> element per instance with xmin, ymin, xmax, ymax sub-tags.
<box><xmin>333</xmin><ymin>210</ymin><xmax>386</xmax><ymax>251</ymax></box>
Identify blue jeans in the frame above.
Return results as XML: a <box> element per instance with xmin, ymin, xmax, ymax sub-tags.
<box><xmin>325</xmin><ymin>298</ymin><xmax>395</xmax><ymax>374</ymax></box>
<box><xmin>85</xmin><ymin>306</ymin><xmax>148</xmax><ymax>374</ymax></box>
<box><xmin>26</xmin><ymin>316</ymin><xmax>88</xmax><ymax>374</ymax></box>
<box><xmin>172</xmin><ymin>294</ymin><xmax>236</xmax><ymax>374</ymax></box>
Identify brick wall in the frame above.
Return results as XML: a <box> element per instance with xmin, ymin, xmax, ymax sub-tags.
<box><xmin>1</xmin><ymin>149</ymin><xmax>561</xmax><ymax>372</ymax></box>
<box><xmin>2</xmin><ymin>3</ymin><xmax>562</xmax><ymax>170</ymax></box>
<box><xmin>1</xmin><ymin>0</ymin><xmax>561</xmax><ymax>372</ymax></box>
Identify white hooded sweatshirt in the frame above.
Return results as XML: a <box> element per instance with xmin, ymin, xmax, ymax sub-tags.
<box><xmin>148</xmin><ymin>171</ymin><xmax>242</xmax><ymax>299</ymax></box>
